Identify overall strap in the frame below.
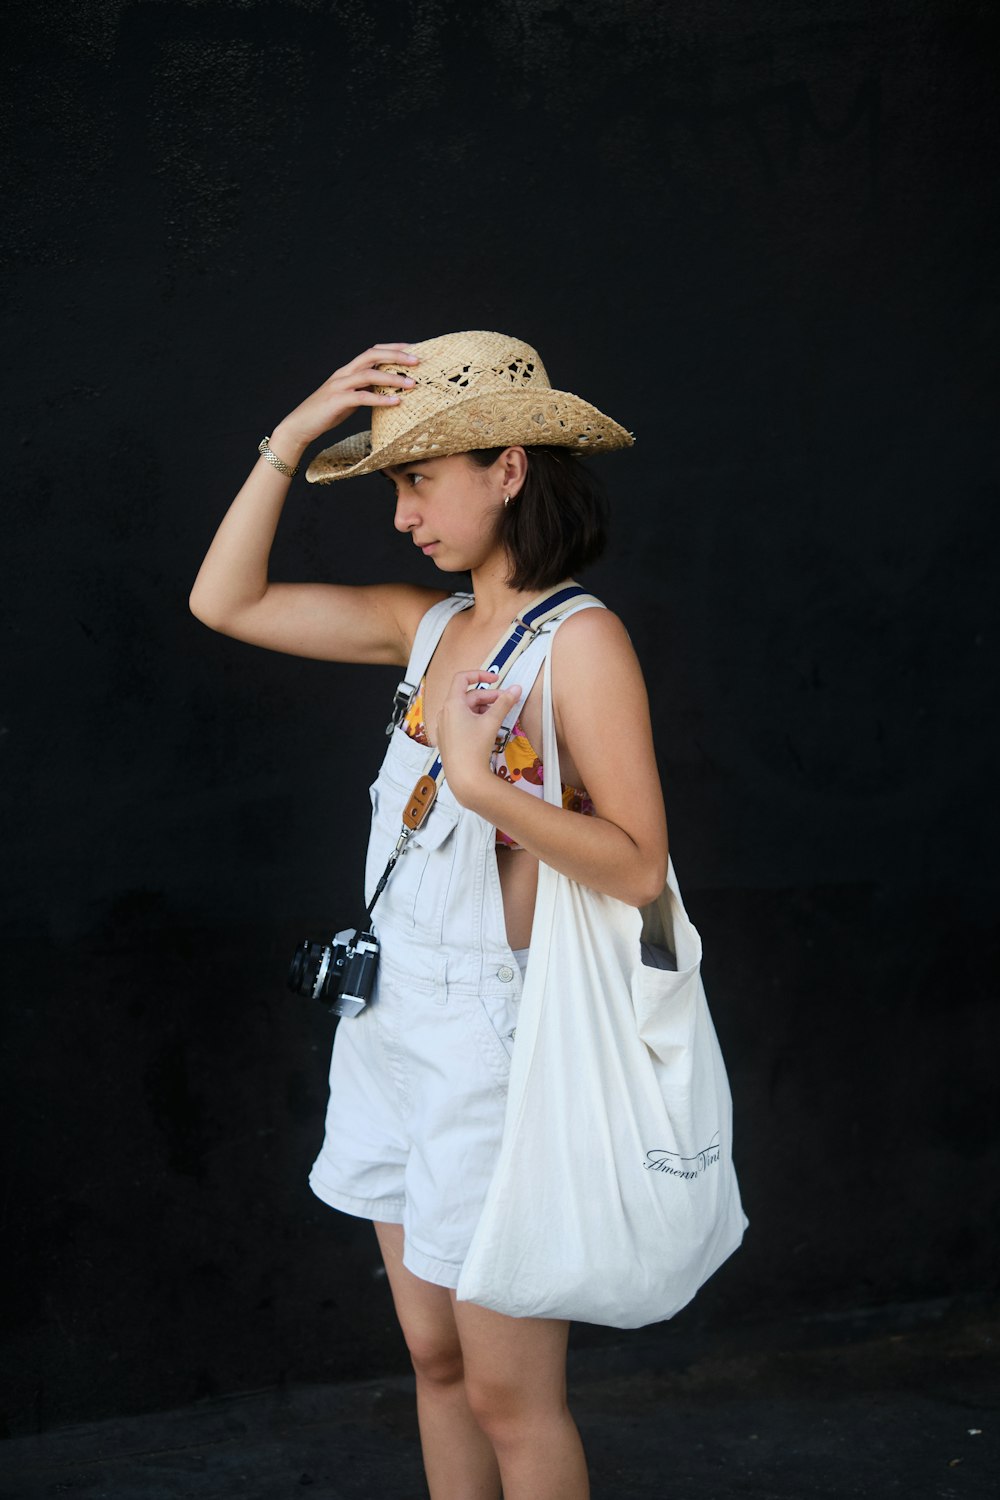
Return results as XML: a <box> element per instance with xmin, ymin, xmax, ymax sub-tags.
<box><xmin>495</xmin><ymin>595</ymin><xmax>608</xmax><ymax>739</ymax></box>
<box><xmin>418</xmin><ymin>585</ymin><xmax>602</xmax><ymax>787</ymax></box>
<box><xmin>385</xmin><ymin>592</ymin><xmax>474</xmax><ymax>736</ymax></box>
<box><xmin>368</xmin><ymin>585</ymin><xmax>600</xmax><ymax>921</ymax></box>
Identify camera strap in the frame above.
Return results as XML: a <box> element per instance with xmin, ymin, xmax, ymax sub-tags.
<box><xmin>365</xmin><ymin>583</ymin><xmax>600</xmax><ymax>921</ymax></box>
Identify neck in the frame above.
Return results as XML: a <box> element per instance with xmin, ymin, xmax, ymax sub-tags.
<box><xmin>467</xmin><ymin>551</ymin><xmax>570</xmax><ymax>625</ymax></box>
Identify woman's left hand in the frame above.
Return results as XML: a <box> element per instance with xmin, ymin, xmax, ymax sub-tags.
<box><xmin>434</xmin><ymin>670</ymin><xmax>522</xmax><ymax>806</ymax></box>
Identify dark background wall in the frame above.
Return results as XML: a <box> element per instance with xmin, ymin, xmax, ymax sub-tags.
<box><xmin>2</xmin><ymin>0</ymin><xmax>997</xmax><ymax>1437</ymax></box>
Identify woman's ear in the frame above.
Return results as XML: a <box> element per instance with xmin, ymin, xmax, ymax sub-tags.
<box><xmin>501</xmin><ymin>446</ymin><xmax>529</xmax><ymax>498</ymax></box>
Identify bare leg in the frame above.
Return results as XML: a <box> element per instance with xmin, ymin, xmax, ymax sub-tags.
<box><xmin>456</xmin><ymin>1295</ymin><xmax>590</xmax><ymax>1500</ymax></box>
<box><xmin>375</xmin><ymin>1222</ymin><xmax>501</xmax><ymax>1500</ymax></box>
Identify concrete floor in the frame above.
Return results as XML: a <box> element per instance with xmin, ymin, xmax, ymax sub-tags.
<box><xmin>1</xmin><ymin>1297</ymin><xmax>995</xmax><ymax>1499</ymax></box>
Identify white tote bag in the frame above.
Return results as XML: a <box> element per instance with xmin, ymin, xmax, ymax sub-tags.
<box><xmin>457</xmin><ymin>624</ymin><xmax>749</xmax><ymax>1327</ymax></box>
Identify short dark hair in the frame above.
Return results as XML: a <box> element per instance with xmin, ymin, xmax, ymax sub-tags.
<box><xmin>466</xmin><ymin>445</ymin><xmax>609</xmax><ymax>590</ymax></box>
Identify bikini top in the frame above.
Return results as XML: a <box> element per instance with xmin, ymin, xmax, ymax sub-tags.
<box><xmin>400</xmin><ymin>674</ymin><xmax>595</xmax><ymax>851</ymax></box>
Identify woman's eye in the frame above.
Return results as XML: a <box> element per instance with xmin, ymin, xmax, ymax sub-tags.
<box><xmin>407</xmin><ymin>472</ymin><xmax>425</xmax><ymax>486</ymax></box>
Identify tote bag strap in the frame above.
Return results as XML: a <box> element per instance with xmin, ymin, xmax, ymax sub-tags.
<box><xmin>538</xmin><ymin>599</ymin><xmax>607</xmax><ymax>807</ymax></box>
<box><xmin>540</xmin><ymin>606</ymin><xmax>695</xmax><ymax>971</ymax></box>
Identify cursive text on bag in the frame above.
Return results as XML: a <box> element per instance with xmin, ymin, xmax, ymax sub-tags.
<box><xmin>644</xmin><ymin>1134</ymin><xmax>721</xmax><ymax>1179</ymax></box>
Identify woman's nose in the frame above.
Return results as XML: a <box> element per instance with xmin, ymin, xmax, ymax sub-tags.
<box><xmin>394</xmin><ymin>494</ymin><xmax>420</xmax><ymax>532</ymax></box>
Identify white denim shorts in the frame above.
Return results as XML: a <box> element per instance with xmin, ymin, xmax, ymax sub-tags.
<box><xmin>309</xmin><ymin>938</ymin><xmax>529</xmax><ymax>1287</ymax></box>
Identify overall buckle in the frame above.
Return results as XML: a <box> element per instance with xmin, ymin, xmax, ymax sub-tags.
<box><xmin>386</xmin><ymin>680</ymin><xmax>416</xmax><ymax>736</ymax></box>
<box><xmin>513</xmin><ymin>615</ymin><xmax>547</xmax><ymax>641</ymax></box>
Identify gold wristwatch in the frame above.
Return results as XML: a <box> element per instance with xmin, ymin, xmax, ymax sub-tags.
<box><xmin>258</xmin><ymin>435</ymin><xmax>299</xmax><ymax>478</ymax></box>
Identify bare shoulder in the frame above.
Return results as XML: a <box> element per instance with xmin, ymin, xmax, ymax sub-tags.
<box><xmin>550</xmin><ymin>602</ymin><xmax>654</xmax><ymax>747</ymax></box>
<box><xmin>550</xmin><ymin>603</ymin><xmax>644</xmax><ymax>681</ymax></box>
<box><xmin>549</xmin><ymin>599</ymin><xmax>666</xmax><ymax>880</ymax></box>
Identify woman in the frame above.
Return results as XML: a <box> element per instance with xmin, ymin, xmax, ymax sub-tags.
<box><xmin>190</xmin><ymin>330</ymin><xmax>668</xmax><ymax>1500</ymax></box>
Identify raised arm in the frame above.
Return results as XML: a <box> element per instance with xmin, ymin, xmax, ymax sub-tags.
<box><xmin>188</xmin><ymin>343</ymin><xmax>447</xmax><ymax>666</ymax></box>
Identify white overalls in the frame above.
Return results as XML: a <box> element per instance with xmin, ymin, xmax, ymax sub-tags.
<box><xmin>309</xmin><ymin>590</ymin><xmax>602</xmax><ymax>1288</ymax></box>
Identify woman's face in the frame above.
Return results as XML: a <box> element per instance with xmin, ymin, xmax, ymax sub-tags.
<box><xmin>383</xmin><ymin>452</ymin><xmax>516</xmax><ymax>574</ymax></box>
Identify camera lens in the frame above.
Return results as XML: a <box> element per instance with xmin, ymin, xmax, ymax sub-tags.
<box><xmin>288</xmin><ymin>939</ymin><xmax>324</xmax><ymax>997</ymax></box>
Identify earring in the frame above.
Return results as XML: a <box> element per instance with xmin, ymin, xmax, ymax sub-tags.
<box><xmin>503</xmin><ymin>494</ymin><xmax>511</xmax><ymax>507</ymax></box>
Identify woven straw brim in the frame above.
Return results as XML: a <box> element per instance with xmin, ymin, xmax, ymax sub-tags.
<box><xmin>305</xmin><ymin>388</ymin><xmax>634</xmax><ymax>484</ymax></box>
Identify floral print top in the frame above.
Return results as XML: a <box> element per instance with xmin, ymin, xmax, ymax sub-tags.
<box><xmin>401</xmin><ymin>674</ymin><xmax>596</xmax><ymax>850</ymax></box>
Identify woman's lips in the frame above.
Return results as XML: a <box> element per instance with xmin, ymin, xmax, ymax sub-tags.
<box><xmin>419</xmin><ymin>542</ymin><xmax>439</xmax><ymax>553</ymax></box>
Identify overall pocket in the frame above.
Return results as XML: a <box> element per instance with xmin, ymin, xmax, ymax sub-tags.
<box><xmin>477</xmin><ymin>986</ymin><xmax>520</xmax><ymax>1062</ymax></box>
<box><xmin>365</xmin><ymin>772</ymin><xmax>460</xmax><ymax>938</ymax></box>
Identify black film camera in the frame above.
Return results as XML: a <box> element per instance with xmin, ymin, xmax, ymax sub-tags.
<box><xmin>287</xmin><ymin>927</ymin><xmax>380</xmax><ymax>1018</ymax></box>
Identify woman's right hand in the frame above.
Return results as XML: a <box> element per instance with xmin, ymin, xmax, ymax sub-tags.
<box><xmin>274</xmin><ymin>342</ymin><xmax>421</xmax><ymax>451</ymax></box>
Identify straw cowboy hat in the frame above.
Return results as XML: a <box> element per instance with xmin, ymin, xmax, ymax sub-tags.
<box><xmin>305</xmin><ymin>330</ymin><xmax>635</xmax><ymax>484</ymax></box>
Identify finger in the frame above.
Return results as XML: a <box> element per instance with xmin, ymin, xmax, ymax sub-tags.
<box><xmin>466</xmin><ymin>683</ymin><xmax>522</xmax><ymax>713</ymax></box>
<box><xmin>457</xmin><ymin>669</ymin><xmax>499</xmax><ymax>691</ymax></box>
<box><xmin>352</xmin><ymin>345</ymin><xmax>421</xmax><ymax>369</ymax></box>
<box><xmin>478</xmin><ymin>685</ymin><xmax>523</xmax><ymax>723</ymax></box>
<box><xmin>338</xmin><ymin>365</ymin><xmax>416</xmax><ymax>389</ymax></box>
<box><xmin>324</xmin><ymin>368</ymin><xmax>416</xmax><ymax>407</ymax></box>
<box><xmin>328</xmin><ymin>350</ymin><xmax>418</xmax><ymax>384</ymax></box>
<box><xmin>465</xmin><ymin>689</ymin><xmax>503</xmax><ymax>713</ymax></box>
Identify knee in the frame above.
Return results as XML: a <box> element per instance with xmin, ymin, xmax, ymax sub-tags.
<box><xmin>405</xmin><ymin>1330</ymin><xmax>465</xmax><ymax>1390</ymax></box>
<box><xmin>465</xmin><ymin>1374</ymin><xmax>544</xmax><ymax>1446</ymax></box>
